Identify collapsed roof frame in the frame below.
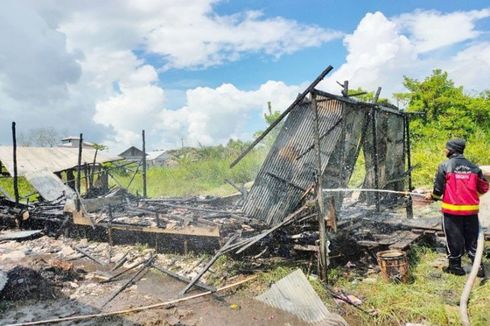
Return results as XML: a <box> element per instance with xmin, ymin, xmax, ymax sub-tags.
<box><xmin>231</xmin><ymin>66</ymin><xmax>415</xmax><ymax>226</ymax></box>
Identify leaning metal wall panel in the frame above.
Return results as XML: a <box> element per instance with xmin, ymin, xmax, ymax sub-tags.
<box><xmin>322</xmin><ymin>104</ymin><xmax>369</xmax><ymax>209</ymax></box>
<box><xmin>362</xmin><ymin>110</ymin><xmax>405</xmax><ymax>203</ymax></box>
<box><xmin>243</xmin><ymin>97</ymin><xmax>344</xmax><ymax>225</ymax></box>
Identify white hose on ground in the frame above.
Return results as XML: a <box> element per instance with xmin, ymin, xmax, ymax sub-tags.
<box><xmin>459</xmin><ymin>226</ymin><xmax>485</xmax><ymax>326</ymax></box>
<box><xmin>322</xmin><ymin>188</ymin><xmax>427</xmax><ymax>197</ymax></box>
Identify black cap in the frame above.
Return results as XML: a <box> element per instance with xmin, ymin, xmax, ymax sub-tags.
<box><xmin>446</xmin><ymin>138</ymin><xmax>466</xmax><ymax>154</ymax></box>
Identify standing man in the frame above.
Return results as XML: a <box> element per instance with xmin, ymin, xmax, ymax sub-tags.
<box><xmin>425</xmin><ymin>139</ymin><xmax>489</xmax><ymax>276</ymax></box>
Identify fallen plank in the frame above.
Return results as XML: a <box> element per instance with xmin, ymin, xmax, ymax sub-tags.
<box><xmin>72</xmin><ymin>246</ymin><xmax>105</xmax><ymax>265</ymax></box>
<box><xmin>179</xmin><ymin>233</ymin><xmax>239</xmax><ymax>296</ymax></box>
<box><xmin>389</xmin><ymin>231</ymin><xmax>422</xmax><ymax>250</ymax></box>
<box><xmin>152</xmin><ymin>264</ymin><xmax>216</xmax><ymax>292</ymax></box>
<box><xmin>101</xmin><ymin>254</ymin><xmax>156</xmax><ymax>308</ymax></box>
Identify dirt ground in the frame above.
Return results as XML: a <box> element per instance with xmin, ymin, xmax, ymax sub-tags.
<box><xmin>0</xmin><ymin>235</ymin><xmax>309</xmax><ymax>326</ymax></box>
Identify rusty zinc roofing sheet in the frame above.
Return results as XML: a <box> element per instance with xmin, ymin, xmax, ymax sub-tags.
<box><xmin>243</xmin><ymin>95</ymin><xmax>345</xmax><ymax>224</ymax></box>
<box><xmin>0</xmin><ymin>146</ymin><xmax>121</xmax><ymax>176</ymax></box>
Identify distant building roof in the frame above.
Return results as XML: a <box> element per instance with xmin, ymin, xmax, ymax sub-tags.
<box><xmin>0</xmin><ymin>146</ymin><xmax>121</xmax><ymax>176</ymax></box>
<box><xmin>146</xmin><ymin>150</ymin><xmax>168</xmax><ymax>161</ymax></box>
<box><xmin>118</xmin><ymin>146</ymin><xmax>146</xmax><ymax>157</ymax></box>
<box><xmin>60</xmin><ymin>136</ymin><xmax>94</xmax><ymax>147</ymax></box>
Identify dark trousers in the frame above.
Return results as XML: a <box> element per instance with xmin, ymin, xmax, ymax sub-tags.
<box><xmin>442</xmin><ymin>214</ymin><xmax>479</xmax><ymax>261</ymax></box>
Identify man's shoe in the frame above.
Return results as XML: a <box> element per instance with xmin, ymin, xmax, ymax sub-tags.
<box><xmin>444</xmin><ymin>265</ymin><xmax>466</xmax><ymax>276</ymax></box>
<box><xmin>477</xmin><ymin>264</ymin><xmax>485</xmax><ymax>278</ymax></box>
<box><xmin>470</xmin><ymin>257</ymin><xmax>486</xmax><ymax>278</ymax></box>
<box><xmin>444</xmin><ymin>259</ymin><xmax>466</xmax><ymax>276</ymax></box>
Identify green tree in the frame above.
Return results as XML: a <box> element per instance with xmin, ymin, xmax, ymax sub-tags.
<box><xmin>398</xmin><ymin>69</ymin><xmax>490</xmax><ymax>185</ymax></box>
<box><xmin>401</xmin><ymin>69</ymin><xmax>490</xmax><ymax>141</ymax></box>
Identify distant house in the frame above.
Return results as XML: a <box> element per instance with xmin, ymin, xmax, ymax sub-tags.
<box><xmin>146</xmin><ymin>150</ymin><xmax>171</xmax><ymax>167</ymax></box>
<box><xmin>119</xmin><ymin>146</ymin><xmax>146</xmax><ymax>162</ymax></box>
<box><xmin>60</xmin><ymin>136</ymin><xmax>95</xmax><ymax>149</ymax></box>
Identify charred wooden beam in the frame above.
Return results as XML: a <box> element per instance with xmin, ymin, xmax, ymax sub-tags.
<box><xmin>230</xmin><ymin>65</ymin><xmax>333</xmax><ymax>168</ymax></box>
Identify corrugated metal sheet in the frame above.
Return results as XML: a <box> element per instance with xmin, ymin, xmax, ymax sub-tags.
<box><xmin>0</xmin><ymin>230</ymin><xmax>43</xmax><ymax>241</ymax></box>
<box><xmin>243</xmin><ymin>96</ymin><xmax>346</xmax><ymax>224</ymax></box>
<box><xmin>256</xmin><ymin>269</ymin><xmax>347</xmax><ymax>325</ymax></box>
<box><xmin>0</xmin><ymin>146</ymin><xmax>121</xmax><ymax>176</ymax></box>
<box><xmin>24</xmin><ymin>169</ymin><xmax>75</xmax><ymax>201</ymax></box>
<box><xmin>361</xmin><ymin>110</ymin><xmax>405</xmax><ymax>203</ymax></box>
<box><xmin>322</xmin><ymin>104</ymin><xmax>369</xmax><ymax>208</ymax></box>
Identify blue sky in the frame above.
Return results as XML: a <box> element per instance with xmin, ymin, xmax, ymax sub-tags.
<box><xmin>1</xmin><ymin>1</ymin><xmax>489</xmax><ymax>152</ymax></box>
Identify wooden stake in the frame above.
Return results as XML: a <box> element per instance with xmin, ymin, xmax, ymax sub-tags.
<box><xmin>76</xmin><ymin>133</ymin><xmax>83</xmax><ymax>211</ymax></box>
<box><xmin>11</xmin><ymin>122</ymin><xmax>19</xmax><ymax>205</ymax></box>
<box><xmin>142</xmin><ymin>129</ymin><xmax>147</xmax><ymax>198</ymax></box>
<box><xmin>312</xmin><ymin>94</ymin><xmax>328</xmax><ymax>282</ymax></box>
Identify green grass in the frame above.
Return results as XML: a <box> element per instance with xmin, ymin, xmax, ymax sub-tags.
<box><xmin>333</xmin><ymin>246</ymin><xmax>490</xmax><ymax>325</ymax></box>
<box><xmin>112</xmin><ymin>149</ymin><xmax>266</xmax><ymax>197</ymax></box>
<box><xmin>254</xmin><ymin>245</ymin><xmax>490</xmax><ymax>325</ymax></box>
<box><xmin>411</xmin><ymin>132</ymin><xmax>490</xmax><ymax>188</ymax></box>
<box><xmin>0</xmin><ymin>176</ymin><xmax>37</xmax><ymax>203</ymax></box>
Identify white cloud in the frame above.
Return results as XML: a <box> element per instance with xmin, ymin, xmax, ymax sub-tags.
<box><xmin>53</xmin><ymin>0</ymin><xmax>342</xmax><ymax>70</ymax></box>
<box><xmin>0</xmin><ymin>0</ymin><xmax>340</xmax><ymax>149</ymax></box>
<box><xmin>396</xmin><ymin>9</ymin><xmax>490</xmax><ymax>53</ymax></box>
<box><xmin>145</xmin><ymin>9</ymin><xmax>342</xmax><ymax>69</ymax></box>
<box><xmin>448</xmin><ymin>42</ymin><xmax>490</xmax><ymax>91</ymax></box>
<box><xmin>321</xmin><ymin>9</ymin><xmax>490</xmax><ymax>98</ymax></box>
<box><xmin>156</xmin><ymin>81</ymin><xmax>301</xmax><ymax>148</ymax></box>
<box><xmin>0</xmin><ymin>1</ymin><xmax>80</xmax><ymax>104</ymax></box>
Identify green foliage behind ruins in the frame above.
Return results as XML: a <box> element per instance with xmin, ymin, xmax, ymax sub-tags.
<box><xmin>398</xmin><ymin>70</ymin><xmax>490</xmax><ymax>187</ymax></box>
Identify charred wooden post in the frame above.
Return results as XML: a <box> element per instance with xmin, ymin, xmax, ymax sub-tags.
<box><xmin>342</xmin><ymin>80</ymin><xmax>349</xmax><ymax>97</ymax></box>
<box><xmin>230</xmin><ymin>65</ymin><xmax>333</xmax><ymax>168</ymax></box>
<box><xmin>405</xmin><ymin>114</ymin><xmax>414</xmax><ymax>219</ymax></box>
<box><xmin>11</xmin><ymin>122</ymin><xmax>19</xmax><ymax>205</ymax></box>
<box><xmin>84</xmin><ymin>163</ymin><xmax>89</xmax><ymax>193</ymax></box>
<box><xmin>76</xmin><ymin>133</ymin><xmax>83</xmax><ymax>211</ymax></box>
<box><xmin>371</xmin><ymin>88</ymin><xmax>382</xmax><ymax>212</ymax></box>
<box><xmin>108</xmin><ymin>205</ymin><xmax>114</xmax><ymax>259</ymax></box>
<box><xmin>66</xmin><ymin>169</ymin><xmax>76</xmax><ymax>190</ymax></box>
<box><xmin>312</xmin><ymin>93</ymin><xmax>328</xmax><ymax>282</ymax></box>
<box><xmin>326</xmin><ymin>196</ymin><xmax>337</xmax><ymax>232</ymax></box>
<box><xmin>142</xmin><ymin>129</ymin><xmax>147</xmax><ymax>198</ymax></box>
<box><xmin>90</xmin><ymin>147</ymin><xmax>99</xmax><ymax>189</ymax></box>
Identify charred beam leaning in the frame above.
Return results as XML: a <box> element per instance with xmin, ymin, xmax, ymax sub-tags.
<box><xmin>230</xmin><ymin>65</ymin><xmax>334</xmax><ymax>168</ymax></box>
<box><xmin>179</xmin><ymin>233</ymin><xmax>239</xmax><ymax>296</ymax></box>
